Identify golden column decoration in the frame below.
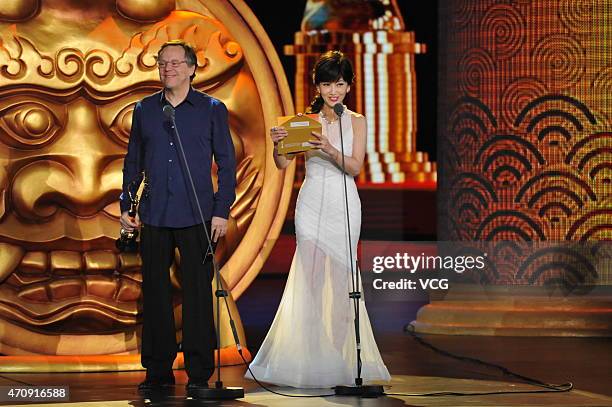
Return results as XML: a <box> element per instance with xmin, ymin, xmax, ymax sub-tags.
<box><xmin>285</xmin><ymin>0</ymin><xmax>436</xmax><ymax>184</ymax></box>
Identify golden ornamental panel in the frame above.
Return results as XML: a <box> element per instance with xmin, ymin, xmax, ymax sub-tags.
<box><xmin>0</xmin><ymin>0</ymin><xmax>294</xmax><ymax>359</ymax></box>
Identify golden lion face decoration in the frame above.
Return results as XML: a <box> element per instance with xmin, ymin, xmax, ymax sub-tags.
<box><xmin>0</xmin><ymin>0</ymin><xmax>294</xmax><ymax>355</ymax></box>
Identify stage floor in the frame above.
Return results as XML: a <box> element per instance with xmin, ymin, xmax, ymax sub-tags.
<box><xmin>1</xmin><ymin>275</ymin><xmax>611</xmax><ymax>406</ymax></box>
<box><xmin>1</xmin><ymin>365</ymin><xmax>611</xmax><ymax>406</ymax></box>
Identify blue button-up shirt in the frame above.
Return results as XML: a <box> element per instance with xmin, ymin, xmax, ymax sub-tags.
<box><xmin>120</xmin><ymin>88</ymin><xmax>236</xmax><ymax>228</ymax></box>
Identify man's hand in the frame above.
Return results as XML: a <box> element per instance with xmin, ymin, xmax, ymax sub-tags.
<box><xmin>211</xmin><ymin>216</ymin><xmax>228</xmax><ymax>242</ymax></box>
<box><xmin>120</xmin><ymin>211</ymin><xmax>140</xmax><ymax>232</ymax></box>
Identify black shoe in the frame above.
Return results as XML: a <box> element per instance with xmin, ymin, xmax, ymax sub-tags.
<box><xmin>138</xmin><ymin>374</ymin><xmax>175</xmax><ymax>392</ymax></box>
<box><xmin>186</xmin><ymin>380</ymin><xmax>209</xmax><ymax>398</ymax></box>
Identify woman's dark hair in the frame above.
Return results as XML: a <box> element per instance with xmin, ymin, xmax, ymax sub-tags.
<box><xmin>157</xmin><ymin>40</ymin><xmax>198</xmax><ymax>81</ymax></box>
<box><xmin>307</xmin><ymin>50</ymin><xmax>355</xmax><ymax>113</ymax></box>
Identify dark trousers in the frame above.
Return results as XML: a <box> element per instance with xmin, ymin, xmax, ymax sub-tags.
<box><xmin>139</xmin><ymin>222</ymin><xmax>216</xmax><ymax>381</ymax></box>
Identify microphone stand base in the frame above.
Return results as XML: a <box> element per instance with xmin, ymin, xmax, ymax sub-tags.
<box><xmin>334</xmin><ymin>385</ymin><xmax>385</xmax><ymax>398</ymax></box>
<box><xmin>188</xmin><ymin>385</ymin><xmax>244</xmax><ymax>400</ymax></box>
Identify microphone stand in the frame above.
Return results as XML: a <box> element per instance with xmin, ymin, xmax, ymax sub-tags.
<box><xmin>163</xmin><ymin>104</ymin><xmax>244</xmax><ymax>400</ymax></box>
<box><xmin>331</xmin><ymin>103</ymin><xmax>384</xmax><ymax>398</ymax></box>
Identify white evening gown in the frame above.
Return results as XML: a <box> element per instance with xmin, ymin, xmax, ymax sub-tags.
<box><xmin>246</xmin><ymin>110</ymin><xmax>391</xmax><ymax>388</ymax></box>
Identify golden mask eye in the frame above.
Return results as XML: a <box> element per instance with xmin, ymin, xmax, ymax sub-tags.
<box><xmin>0</xmin><ymin>102</ymin><xmax>61</xmax><ymax>148</ymax></box>
<box><xmin>107</xmin><ymin>104</ymin><xmax>134</xmax><ymax>146</ymax></box>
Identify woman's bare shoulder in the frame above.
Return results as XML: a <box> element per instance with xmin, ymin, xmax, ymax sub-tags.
<box><xmin>348</xmin><ymin>110</ymin><xmax>365</xmax><ymax>122</ymax></box>
<box><xmin>348</xmin><ymin>111</ymin><xmax>366</xmax><ymax>128</ymax></box>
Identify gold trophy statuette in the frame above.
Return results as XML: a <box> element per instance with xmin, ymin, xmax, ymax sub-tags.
<box><xmin>115</xmin><ymin>179</ymin><xmax>141</xmax><ymax>253</ymax></box>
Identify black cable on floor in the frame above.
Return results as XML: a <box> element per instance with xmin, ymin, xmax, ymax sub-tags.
<box><xmin>384</xmin><ymin>323</ymin><xmax>574</xmax><ymax>397</ymax></box>
<box><xmin>236</xmin><ymin>349</ymin><xmax>336</xmax><ymax>398</ymax></box>
<box><xmin>385</xmin><ymin>387</ymin><xmax>573</xmax><ymax>397</ymax></box>
<box><xmin>0</xmin><ymin>374</ymin><xmax>35</xmax><ymax>386</ymax></box>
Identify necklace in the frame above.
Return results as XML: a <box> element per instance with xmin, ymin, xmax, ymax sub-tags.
<box><xmin>319</xmin><ymin>111</ymin><xmax>337</xmax><ymax>124</ymax></box>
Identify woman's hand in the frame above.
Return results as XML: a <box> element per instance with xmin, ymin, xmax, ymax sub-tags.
<box><xmin>309</xmin><ymin>131</ymin><xmax>338</xmax><ymax>157</ymax></box>
<box><xmin>270</xmin><ymin>126</ymin><xmax>288</xmax><ymax>145</ymax></box>
<box><xmin>270</xmin><ymin>124</ymin><xmax>295</xmax><ymax>169</ymax></box>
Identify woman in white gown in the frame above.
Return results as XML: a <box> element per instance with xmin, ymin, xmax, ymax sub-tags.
<box><xmin>246</xmin><ymin>51</ymin><xmax>391</xmax><ymax>388</ymax></box>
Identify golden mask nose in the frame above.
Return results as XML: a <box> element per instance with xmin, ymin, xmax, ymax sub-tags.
<box><xmin>10</xmin><ymin>99</ymin><xmax>124</xmax><ymax>219</ymax></box>
<box><xmin>11</xmin><ymin>159</ymin><xmax>122</xmax><ymax>219</ymax></box>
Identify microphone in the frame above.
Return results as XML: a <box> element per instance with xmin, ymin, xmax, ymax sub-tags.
<box><xmin>333</xmin><ymin>102</ymin><xmax>344</xmax><ymax>117</ymax></box>
<box><xmin>162</xmin><ymin>104</ymin><xmax>175</xmax><ymax>120</ymax></box>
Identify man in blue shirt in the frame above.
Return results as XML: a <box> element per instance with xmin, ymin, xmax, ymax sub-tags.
<box><xmin>120</xmin><ymin>40</ymin><xmax>236</xmax><ymax>394</ymax></box>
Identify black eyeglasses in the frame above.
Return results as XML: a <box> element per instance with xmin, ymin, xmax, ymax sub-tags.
<box><xmin>157</xmin><ymin>60</ymin><xmax>188</xmax><ymax>69</ymax></box>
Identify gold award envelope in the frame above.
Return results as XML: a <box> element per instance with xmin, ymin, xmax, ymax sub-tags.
<box><xmin>276</xmin><ymin>114</ymin><xmax>321</xmax><ymax>155</ymax></box>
